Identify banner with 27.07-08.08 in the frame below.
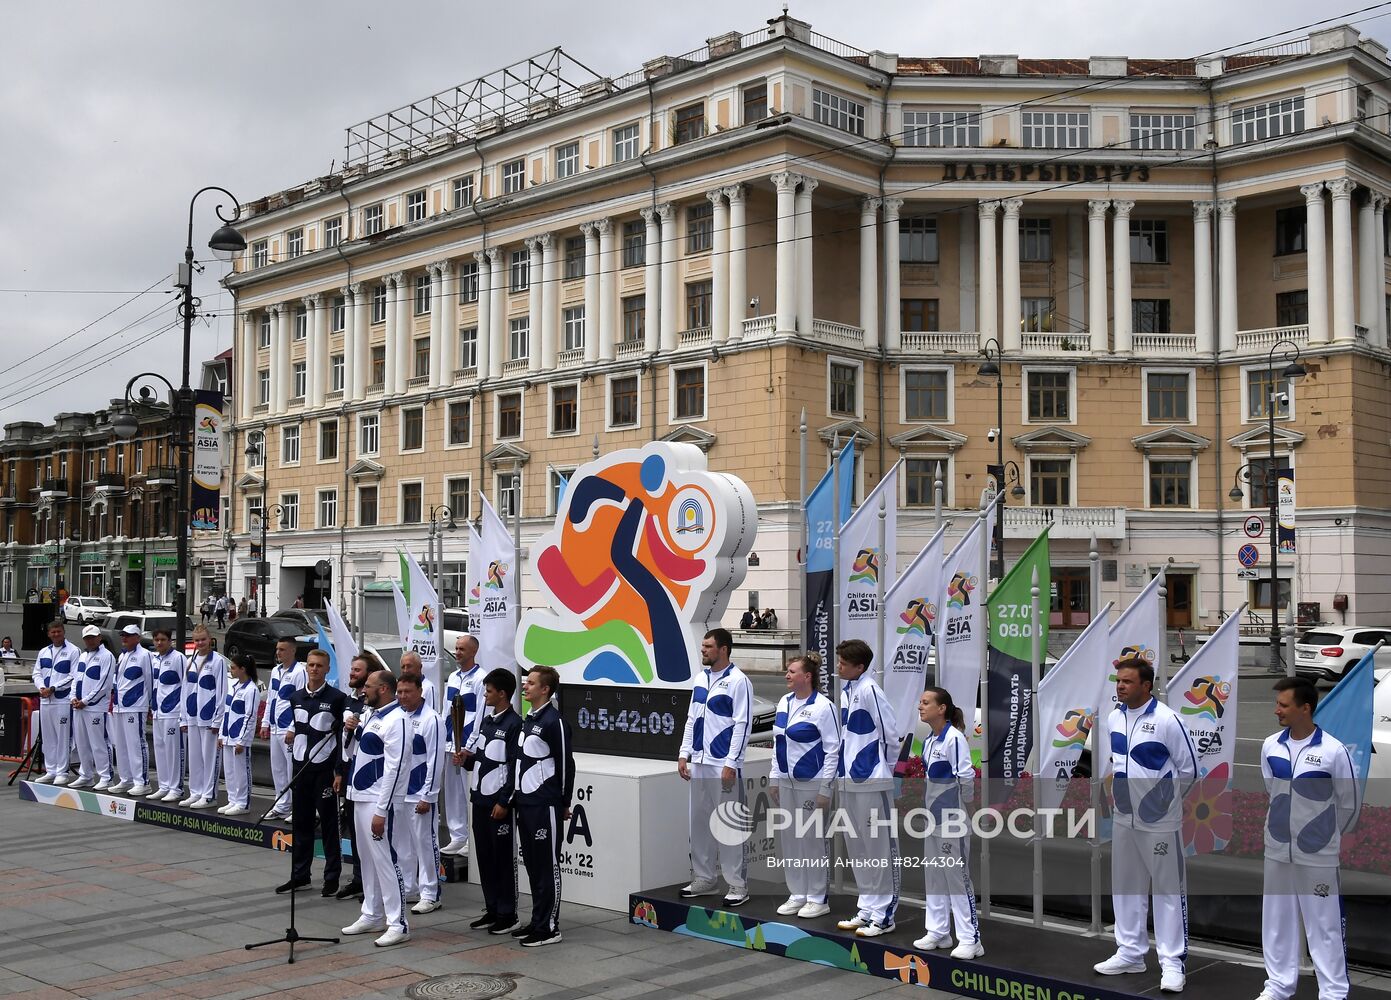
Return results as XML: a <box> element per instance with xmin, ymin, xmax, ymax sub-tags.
<box><xmin>191</xmin><ymin>389</ymin><xmax>223</xmax><ymax>531</ymax></box>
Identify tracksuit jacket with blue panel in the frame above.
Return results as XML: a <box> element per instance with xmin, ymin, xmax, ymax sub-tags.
<box><xmin>151</xmin><ymin>650</ymin><xmax>186</xmax><ymax>719</ymax></box>
<box><xmin>771</xmin><ymin>690</ymin><xmax>841</xmax><ymax>797</ymax></box>
<box><xmin>73</xmin><ymin>646</ymin><xmax>116</xmax><ymax>709</ymax></box>
<box><xmin>470</xmin><ymin>706</ymin><xmax>522</xmax><ymax>802</ymax></box>
<box><xmin>265</xmin><ymin>662</ymin><xmax>307</xmax><ymax>733</ymax></box>
<box><xmin>1261</xmin><ymin>726</ymin><xmax>1361</xmax><ymax>866</ymax></box>
<box><xmin>923</xmin><ymin>724</ymin><xmax>976</xmax><ymax>821</ymax></box>
<box><xmin>33</xmin><ymin>641</ymin><xmax>81</xmax><ymax>702</ymax></box>
<box><xmin>405</xmin><ymin>704</ymin><xmax>444</xmax><ymax>805</ymax></box>
<box><xmin>679</xmin><ymin>664</ymin><xmax>753</xmax><ymax>768</ymax></box>
<box><xmin>1105</xmin><ymin>696</ymin><xmax>1198</xmax><ymax>832</ymax></box>
<box><xmin>348</xmin><ymin>701</ymin><xmax>411</xmax><ymax>817</ymax></box>
<box><xmin>114</xmin><ymin>646</ymin><xmax>154</xmax><ymax>713</ymax></box>
<box><xmin>220</xmin><ymin>679</ymin><xmax>260</xmax><ymax>749</ymax></box>
<box><xmin>512</xmin><ymin>702</ymin><xmax>575</xmax><ymax>809</ymax></box>
<box><xmin>838</xmin><ymin>674</ymin><xmax>898</xmax><ymax>792</ymax></box>
<box><xmin>444</xmin><ymin>665</ymin><xmax>485</xmax><ymax>753</ymax></box>
<box><xmin>181</xmin><ymin>651</ymin><xmax>229</xmax><ymax>730</ymax></box>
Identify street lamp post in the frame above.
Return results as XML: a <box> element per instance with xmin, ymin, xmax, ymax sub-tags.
<box><xmin>977</xmin><ymin>338</ymin><xmax>1007</xmax><ymax>580</ymax></box>
<box><xmin>244</xmin><ymin>430</ymin><xmax>275</xmax><ymax>617</ymax></box>
<box><xmin>428</xmin><ymin>505</ymin><xmax>458</xmax><ymax>606</ymax></box>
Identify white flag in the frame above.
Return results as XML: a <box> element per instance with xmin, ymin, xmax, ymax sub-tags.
<box><xmin>1102</xmin><ymin>571</ymin><xmax>1164</xmax><ymax>721</ymax></box>
<box><xmin>391</xmin><ymin>578</ymin><xmax>410</xmax><ymax>650</ymax></box>
<box><xmin>837</xmin><ymin>461</ymin><xmax>900</xmax><ymax>667</ymax></box>
<box><xmin>466</xmin><ymin>522</ymin><xmax>483</xmax><ymax>633</ymax></box>
<box><xmin>1037</xmin><ymin>603</ymin><xmax>1114</xmax><ymax>812</ymax></box>
<box><xmin>400</xmin><ymin>549</ymin><xmax>444</xmax><ymax>708</ymax></box>
<box><xmin>477</xmin><ymin>493</ymin><xmax>518</xmax><ymax>677</ymax></box>
<box><xmin>936</xmin><ymin>505</ymin><xmax>995</xmax><ymax>723</ymax></box>
<box><xmin>324</xmin><ymin>599</ymin><xmax>358</xmax><ymax>692</ymax></box>
<box><xmin>881</xmin><ymin>524</ymin><xmax>947</xmax><ymax>743</ymax></box>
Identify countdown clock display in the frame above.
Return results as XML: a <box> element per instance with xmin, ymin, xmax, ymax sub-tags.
<box><xmin>558</xmin><ymin>684</ymin><xmax>689</xmax><ymax>760</ymax></box>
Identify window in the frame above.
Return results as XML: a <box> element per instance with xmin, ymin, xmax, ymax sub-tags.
<box><xmin>113</xmin><ymin>450</ymin><xmax>122</xmax><ymax>476</ymax></box>
<box><xmin>1130</xmin><ymin>220</ymin><xmax>1169</xmax><ymax>264</ymax></box>
<box><xmin>323</xmin><ymin>216</ymin><xmax>342</xmax><ymax>248</ymax></box>
<box><xmin>1276</xmin><ymin>290</ymin><xmax>1309</xmax><ymax>327</ymax></box>
<box><xmin>1022</xmin><ymin>298</ymin><xmax>1054</xmax><ymax>332</ymax></box>
<box><xmin>364</xmin><ymin>203</ymin><xmax>384</xmax><ymax>236</ymax></box>
<box><xmin>252</xmin><ymin>240</ymin><xmax>269</xmax><ymax>268</ymax></box>
<box><xmin>279</xmin><ymin>493</ymin><xmax>299</xmax><ymax>530</ymax></box>
<box><xmin>904</xmin><ymin>369</ymin><xmax>949</xmax><ymax>421</ymax></box>
<box><xmin>743</xmin><ymin>82</ymin><xmax>768</xmax><ymax>124</ymax></box>
<box><xmin>358</xmin><ymin>413</ymin><xmax>380</xmax><ymax>456</ymax></box>
<box><xmin>508</xmin><ymin>317</ymin><xmax>529</xmax><ymax>360</ymax></box>
<box><xmin>452</xmin><ymin>175</ymin><xmax>474</xmax><ymax>210</ymax></box>
<box><xmin>1132</xmin><ymin>299</ymin><xmax>1172</xmax><ymax>333</ymax></box>
<box><xmin>319</xmin><ymin>419</ymin><xmax>339</xmax><ymax>461</ymax></box>
<box><xmin>446</xmin><ymin>478</ymin><xmax>472</xmax><ymax>520</ymax></box>
<box><xmin>1246</xmin><ymin>368</ymin><xmax>1292</xmax><ymax>420</ymax></box>
<box><xmin>497</xmin><ymin>472</ymin><xmax>520</xmax><ymax>518</ymax></box>
<box><xmin>564</xmin><ymin>236</ymin><xmax>585</xmax><ymax>280</ymax></box>
<box><xmin>551</xmin><ymin>384</ymin><xmax>578</xmax><ymax>435</ymax></box>
<box><xmin>901</xmin><ymin>299</ymin><xmax>940</xmax><ymax>332</ymax></box>
<box><xmin>330</xmin><ymin>296</ymin><xmax>346</xmax><ymax>332</ymax></box>
<box><xmin>400</xmin><ymin>483</ymin><xmax>423</xmax><ymax>524</ymax></box>
<box><xmin>134</xmin><ymin>443</ymin><xmax>143</xmax><ymax>474</ymax></box>
<box><xmin>281</xmin><ymin>426</ymin><xmax>300</xmax><ymax>465</ymax></box>
<box><xmin>330</xmin><ymin>354</ymin><xmax>344</xmax><ymax>391</ymax></box>
<box><xmin>413</xmin><ymin>339</ymin><xmax>430</xmax><ymax>379</ymax></box>
<box><xmin>674</xmin><ymin>102</ymin><xmax>706</xmax><ymax>144</ymax></box>
<box><xmin>903</xmin><ymin>109</ymin><xmax>981</xmax><ymax>147</ymax></box>
<box><xmin>829</xmin><ymin>362</ymin><xmax>859</xmax><ymax>417</ymax></box>
<box><xmin>259</xmin><ymin>315</ymin><xmax>271</xmax><ymax>349</ymax></box>
<box><xmin>318</xmin><ymin>489</ymin><xmax>338</xmax><ymax>528</ymax></box>
<box><xmin>447</xmin><ymin>400</ymin><xmax>472</xmax><ymax>446</ymax></box>
<box><xmin>257</xmin><ymin>370</ymin><xmax>270</xmax><ymax>406</ymax></box>
<box><xmin>247</xmin><ymin>495</ymin><xmax>263</xmax><ymax>528</ymax></box>
<box><xmin>562</xmin><ymin>307</ymin><xmax>585</xmax><ymax>351</ymax></box>
<box><xmin>1146</xmin><ymin>372</ymin><xmax>1190</xmax><ymax>423</ymax></box>
<box><xmin>1129</xmin><ymin>112</ymin><xmax>1195</xmax><ymax>150</ymax></box>
<box><xmin>247</xmin><ymin>434</ymin><xmax>264</xmax><ymax>469</ymax></box>
<box><xmin>415</xmin><ymin>274</ymin><xmax>431</xmax><ymax>315</ymax></box>
<box><xmin>1253</xmin><ymin>577</ymin><xmax>1292</xmax><ymax>612</ymax></box>
<box><xmin>458</xmin><ymin>261</ymin><xmax>479</xmax><ymax>303</ymax></box>
<box><xmin>292</xmin><ymin>361</ymin><xmax>307</xmax><ymax>399</ymax></box>
<box><xmin>371</xmin><ymin>284</ymin><xmax>387</xmax><ymax>323</ymax></box>
<box><xmin>1021</xmin><ymin>110</ymin><xmax>1090</xmax><ymax>148</ymax></box>
<box><xmin>622</xmin><ymin>295</ymin><xmax>645</xmax><ymax>343</ymax></box>
<box><xmin>287</xmin><ymin>228</ymin><xmax>304</xmax><ymax>259</ymax></box>
<box><xmin>458</xmin><ymin>326</ymin><xmax>478</xmax><ymax>370</ymax></box>
<box><xmin>1026</xmin><ymin>370</ymin><xmax>1072</xmax><ymax>421</ymax></box>
<box><xmin>550</xmin><ymin>468</ymin><xmax>572</xmax><ymax>513</ymax></box>
<box><xmin>673</xmin><ymin>366</ymin><xmax>706</xmax><ymax>420</ymax></box>
<box><xmin>498</xmin><ymin>392</ymin><xmax>522</xmax><ymax>439</ymax></box>
<box><xmin>1148</xmin><ymin>460</ymin><xmax>1192</xmax><ymax>508</ymax></box>
<box><xmin>905</xmin><ymin>458</ymin><xmax>946</xmax><ymax>506</ymax></box>
<box><xmin>813</xmin><ymin>88</ymin><xmax>865</xmax><ymax>136</ymax></box>
<box><xmin>1246</xmin><ymin>456</ymin><xmax>1283</xmax><ymax>509</ymax></box>
<box><xmin>900</xmin><ymin>217</ymin><xmax>939</xmax><ymax>262</ymax></box>
<box><xmin>358</xmin><ymin>485</ymin><xmax>378</xmax><ymax>527</ymax></box>
<box><xmin>612</xmin><ymin>122</ymin><xmax>640</xmax><ymax>162</ymax></box>
<box><xmin>1020</xmin><ymin>219</ymin><xmax>1052</xmax><ymax>261</ymax></box>
<box><xmin>610</xmin><ymin>375</ymin><xmax>639</xmax><ymax>427</ymax></box>
<box><xmin>509</xmin><ymin>249</ymin><xmax>529</xmax><ymax>292</ymax></box>
<box><xmin>406</xmin><ymin>188</ymin><xmax>427</xmax><ymax>223</ymax></box>
<box><xmin>555</xmin><ymin>141</ymin><xmax>580</xmax><ymax>179</ymax></box>
<box><xmin>1274</xmin><ymin>208</ymin><xmax>1306</xmax><ymax>256</ymax></box>
<box><xmin>686</xmin><ymin>281</ymin><xmax>712</xmax><ymax>330</ymax></box>
<box><xmin>294</xmin><ymin>307</ymin><xmax>308</xmax><ymax>340</ymax></box>
<box><xmin>371</xmin><ymin>345</ymin><xmax>386</xmax><ymax>386</ymax></box>
<box><xmin>687</xmin><ymin>202</ymin><xmax>713</xmax><ymax>253</ymax></box>
<box><xmin>1231</xmin><ymin>96</ymin><xmax>1304</xmax><ymax>144</ymax></box>
<box><xmin>401</xmin><ymin>407</ymin><xmax>424</xmax><ymax>451</ymax></box>
<box><xmin>1029</xmin><ymin>459</ymin><xmax>1071</xmax><ymax>506</ymax></box>
<box><xmin>622</xmin><ymin>220</ymin><xmax>645</xmax><ymax>268</ymax></box>
<box><xmin>502</xmin><ymin>158</ymin><xmax>525</xmax><ymax>194</ymax></box>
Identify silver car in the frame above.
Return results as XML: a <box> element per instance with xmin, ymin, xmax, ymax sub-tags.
<box><xmin>1295</xmin><ymin>625</ymin><xmax>1391</xmax><ymax>682</ymax></box>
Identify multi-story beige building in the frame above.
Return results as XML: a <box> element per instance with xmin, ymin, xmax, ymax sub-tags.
<box><xmin>223</xmin><ymin>15</ymin><xmax>1391</xmax><ymax>631</ymax></box>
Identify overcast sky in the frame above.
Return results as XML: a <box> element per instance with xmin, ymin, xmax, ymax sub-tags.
<box><xmin>0</xmin><ymin>0</ymin><xmax>1379</xmax><ymax>429</ymax></box>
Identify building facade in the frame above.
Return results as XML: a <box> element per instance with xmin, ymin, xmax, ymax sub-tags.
<box><xmin>223</xmin><ymin>16</ymin><xmax>1391</xmax><ymax>629</ymax></box>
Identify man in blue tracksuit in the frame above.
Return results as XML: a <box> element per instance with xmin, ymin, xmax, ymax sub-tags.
<box><xmin>31</xmin><ymin>620</ymin><xmax>79</xmax><ymax>783</ymax></box>
<box><xmin>462</xmin><ymin>667</ymin><xmax>523</xmax><ymax>934</ymax></box>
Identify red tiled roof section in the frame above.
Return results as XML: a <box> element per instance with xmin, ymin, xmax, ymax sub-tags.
<box><xmin>895</xmin><ymin>57</ymin><xmax>1202</xmax><ymax>77</ymax></box>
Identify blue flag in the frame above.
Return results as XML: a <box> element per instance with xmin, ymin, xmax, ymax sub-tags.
<box><xmin>805</xmin><ymin>439</ymin><xmax>854</xmax><ymax>573</ymax></box>
<box><xmin>1314</xmin><ymin>643</ymin><xmax>1377</xmax><ymax>785</ymax></box>
<box><xmin>314</xmin><ymin>619</ymin><xmax>340</xmax><ymax>691</ymax></box>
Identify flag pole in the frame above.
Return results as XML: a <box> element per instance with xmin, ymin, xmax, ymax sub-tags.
<box><xmin>1088</xmin><ymin>533</ymin><xmax>1103</xmax><ymax>935</ymax></box>
<box><xmin>799</xmin><ymin>407</ymin><xmax>808</xmax><ymax>654</ymax></box>
<box><xmin>830</xmin><ymin>432</ymin><xmax>844</xmax><ymax>895</ymax></box>
<box><xmin>1030</xmin><ymin>563</ymin><xmax>1043</xmax><ymax>927</ymax></box>
<box><xmin>512</xmin><ymin>465</ymin><xmax>523</xmax><ymax>713</ymax></box>
<box><xmin>875</xmin><ymin>495</ymin><xmax>886</xmax><ymax>685</ymax></box>
<box><xmin>1156</xmin><ymin>571</ymin><xmax>1169</xmax><ymax>695</ymax></box>
<box><xmin>976</xmin><ymin>496</ymin><xmax>992</xmax><ymax>918</ymax></box>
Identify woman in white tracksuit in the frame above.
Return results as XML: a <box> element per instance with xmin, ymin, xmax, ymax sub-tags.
<box><xmin>218</xmin><ymin>655</ymin><xmax>260</xmax><ymax>815</ymax></box>
<box><xmin>913</xmin><ymin>686</ymin><xmax>983</xmax><ymax>960</ymax></box>
<box><xmin>180</xmin><ymin>626</ymin><xmax>228</xmax><ymax>809</ymax></box>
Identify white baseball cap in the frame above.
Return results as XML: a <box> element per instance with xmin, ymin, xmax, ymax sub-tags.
<box><xmin>81</xmin><ymin>625</ymin><xmax>101</xmax><ymax>638</ymax></box>
<box><xmin>121</xmin><ymin>624</ymin><xmax>142</xmax><ymax>636</ymax></box>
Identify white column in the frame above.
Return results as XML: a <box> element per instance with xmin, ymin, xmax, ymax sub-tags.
<box><xmin>1301</xmin><ymin>184</ymin><xmax>1328</xmax><ymax>344</ymax></box>
<box><xmin>1375</xmin><ymin>194</ymin><xmax>1389</xmax><ymax>348</ymax></box>
<box><xmin>639</xmin><ymin>209</ymin><xmax>661</xmax><ymax>353</ymax></box>
<box><xmin>487</xmin><ymin>250</ymin><xmax>505</xmax><ymax>380</ymax></box>
<box><xmin>274</xmin><ymin>304</ymin><xmax>291</xmax><ymax>413</ymax></box>
<box><xmin>526</xmin><ymin>238</ymin><xmax>544</xmax><ymax>373</ymax></box>
<box><xmin>1087</xmin><ymin>200</ymin><xmax>1109</xmax><ymax>352</ymax></box>
<box><xmin>383</xmin><ymin>275</ymin><xmax>398</xmax><ymax>394</ymax></box>
<box><xmin>772</xmin><ymin>171</ymin><xmax>799</xmax><ymax>334</ymax></box>
<box><xmin>308</xmin><ymin>293</ymin><xmax>326</xmax><ymax>409</ymax></box>
<box><xmin>1193</xmin><ymin>202</ymin><xmax>1215</xmax><ymax>355</ymax></box>
<box><xmin>1000</xmin><ymin>198</ymin><xmax>1023</xmax><ymax>352</ymax></box>
<box><xmin>580</xmin><ymin>224</ymin><xmax>600</xmax><ymax>362</ymax></box>
<box><xmin>726</xmin><ymin>185</ymin><xmax>747</xmax><ymax>343</ymax></box>
<box><xmin>1330</xmin><ymin>178</ymin><xmax>1356</xmax><ymax>342</ymax></box>
<box><xmin>597</xmin><ymin>220</ymin><xmax>616</xmax><ymax>361</ymax></box>
<box><xmin>428</xmin><ymin>261</ymin><xmax>445</xmax><ymax>386</ymax></box>
<box><xmin>350</xmin><ymin>283</ymin><xmax>369</xmax><ymax>401</ymax></box>
<box><xmin>392</xmin><ymin>273</ymin><xmax>410</xmax><ymax>393</ymax></box>
<box><xmin>978</xmin><ymin>201</ymin><xmax>999</xmax><ymax>344</ymax></box>
<box><xmin>859</xmin><ymin>197</ymin><xmax>880</xmax><ymax>349</ymax></box>
<box><xmin>1217</xmin><ymin>200</ymin><xmax>1238</xmax><ymax>352</ymax></box>
<box><xmin>341</xmin><ymin>289</ymin><xmax>358</xmax><ymax>400</ymax></box>
<box><xmin>1111</xmin><ymin>200</ymin><xmax>1135</xmax><ymax>353</ymax></box>
<box><xmin>439</xmin><ymin>260</ymin><xmax>457</xmax><ymax>382</ymax></box>
<box><xmin>709</xmin><ymin>191</ymin><xmax>730</xmax><ymax>344</ymax></box>
<box><xmin>475</xmin><ymin>251</ymin><xmax>493</xmax><ymax>379</ymax></box>
<box><xmin>240</xmin><ymin>312</ymin><xmax>257</xmax><ymax>420</ymax></box>
<box><xmin>658</xmin><ymin>203</ymin><xmax>679</xmax><ymax>351</ymax></box>
<box><xmin>796</xmin><ymin>178</ymin><xmax>818</xmax><ymax>335</ymax></box>
<box><xmin>883</xmin><ymin>197</ymin><xmax>903</xmax><ymax>351</ymax></box>
<box><xmin>540</xmin><ymin>236</ymin><xmax>558</xmax><ymax>369</ymax></box>
<box><xmin>1359</xmin><ymin>191</ymin><xmax>1378</xmax><ymax>341</ymax></box>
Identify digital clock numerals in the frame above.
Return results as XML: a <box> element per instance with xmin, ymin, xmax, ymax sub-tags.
<box><xmin>575</xmin><ymin>706</ymin><xmax>676</xmax><ymax>736</ymax></box>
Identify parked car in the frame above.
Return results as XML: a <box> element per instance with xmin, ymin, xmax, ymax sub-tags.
<box><xmin>222</xmin><ymin>617</ymin><xmax>317</xmax><ymax>666</ymax></box>
<box><xmin>271</xmin><ymin>608</ymin><xmax>332</xmax><ymax>634</ymax></box>
<box><xmin>1295</xmin><ymin>625</ymin><xmax>1391</xmax><ymax>683</ymax></box>
<box><xmin>62</xmin><ymin>595</ymin><xmax>113</xmax><ymax>625</ymax></box>
<box><xmin>98</xmin><ymin>611</ymin><xmax>198</xmax><ymax>655</ymax></box>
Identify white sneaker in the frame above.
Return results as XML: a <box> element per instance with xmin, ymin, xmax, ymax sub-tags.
<box><xmin>52</xmin><ymin>774</ymin><xmax>73</xmax><ymax>786</ymax></box>
<box><xmin>128</xmin><ymin>784</ymin><xmax>151</xmax><ymax>796</ymax></box>
<box><xmin>1252</xmin><ymin>993</ymin><xmax>1279</xmax><ymax>1000</ymax></box>
<box><xmin>1160</xmin><ymin>971</ymin><xmax>1186</xmax><ymax>993</ymax></box>
<box><xmin>93</xmin><ymin>778</ymin><xmax>113</xmax><ymax>791</ymax></box>
<box><xmin>951</xmin><ymin>940</ymin><xmax>985</xmax><ymax>960</ymax></box>
<box><xmin>836</xmin><ymin>915</ymin><xmax>869</xmax><ymax>931</ymax></box>
<box><xmin>374</xmin><ymin>927</ymin><xmax>411</xmax><ymax>947</ymax></box>
<box><xmin>341</xmin><ymin>917</ymin><xmax>387</xmax><ymax>936</ymax></box>
<box><xmin>216</xmin><ymin>804</ymin><xmax>233</xmax><ymax>814</ymax></box>
<box><xmin>679</xmin><ymin>880</ymin><xmax>719</xmax><ymax>898</ymax></box>
<box><xmin>69</xmin><ymin>777</ymin><xmax>94</xmax><ymax>789</ymax></box>
<box><xmin>411</xmin><ymin>898</ymin><xmax>442</xmax><ymax>914</ymax></box>
<box><xmin>1094</xmin><ymin>954</ymin><xmax>1147</xmax><ymax>976</ymax></box>
<box><xmin>440</xmin><ymin>838</ymin><xmax>467</xmax><ymax>855</ymax></box>
<box><xmin>224</xmin><ymin>806</ymin><xmax>249</xmax><ymax>817</ymax></box>
<box><xmin>188</xmin><ymin>798</ymin><xmax>214</xmax><ymax>810</ymax></box>
<box><xmin>147</xmin><ymin>789</ymin><xmax>167</xmax><ymax>800</ymax></box>
<box><xmin>109</xmin><ymin>780</ymin><xmax>131</xmax><ymax>793</ymax></box>
<box><xmin>855</xmin><ymin>921</ymin><xmax>895</xmax><ymax>938</ymax></box>
<box><xmin>777</xmin><ymin>897</ymin><xmax>807</xmax><ymax>916</ymax></box>
<box><xmin>33</xmin><ymin>773</ymin><xmax>53</xmax><ymax>784</ymax></box>
<box><xmin>162</xmin><ymin>790</ymin><xmax>184</xmax><ymax>802</ymax></box>
<box><xmin>797</xmin><ymin>901</ymin><xmax>830</xmax><ymax>919</ymax></box>
<box><xmin>177</xmin><ymin>793</ymin><xmax>196</xmax><ymax>806</ymax></box>
<box><xmin>913</xmin><ymin>933</ymin><xmax>950</xmax><ymax>950</ymax></box>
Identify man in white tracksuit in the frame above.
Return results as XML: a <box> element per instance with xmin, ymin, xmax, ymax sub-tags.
<box><xmin>70</xmin><ymin>626</ymin><xmax>116</xmax><ymax>789</ymax></box>
<box><xmin>180</xmin><ymin>626</ymin><xmax>227</xmax><ymax>809</ymax></box>
<box><xmin>110</xmin><ymin>625</ymin><xmax>154</xmax><ymax>795</ymax></box>
<box><xmin>677</xmin><ymin>627</ymin><xmax>753</xmax><ymax>908</ymax></box>
<box><xmin>1096</xmin><ymin>655</ymin><xmax>1198</xmax><ymax>993</ymax></box>
<box><xmin>441</xmin><ymin>634</ymin><xmax>484</xmax><ymax>856</ymax></box>
<box><xmin>260</xmin><ymin>639</ymin><xmax>307</xmax><ymax>820</ymax></box>
<box><xmin>1257</xmin><ymin>677</ymin><xmax>1361</xmax><ymax>1000</ymax></box>
<box><xmin>397</xmin><ymin>671</ymin><xmax>445</xmax><ymax>914</ymax></box>
<box><xmin>148</xmin><ymin>628</ymin><xmax>187</xmax><ymax>801</ymax></box>
<box><xmin>31</xmin><ymin>620</ymin><xmax>80</xmax><ymax>784</ymax></box>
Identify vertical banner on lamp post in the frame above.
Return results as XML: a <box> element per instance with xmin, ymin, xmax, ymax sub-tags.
<box><xmin>985</xmin><ymin>529</ymin><xmax>1050</xmax><ymax>803</ymax></box>
<box><xmin>1276</xmin><ymin>468</ymin><xmax>1296</xmax><ymax>555</ymax></box>
<box><xmin>192</xmin><ymin>390</ymin><xmax>224</xmax><ymax>531</ymax></box>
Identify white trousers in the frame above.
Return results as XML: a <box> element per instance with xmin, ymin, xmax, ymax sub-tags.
<box><xmin>777</xmin><ymin>782</ymin><xmax>831</xmax><ymax>904</ymax></box>
<box><xmin>152</xmin><ymin>718</ymin><xmax>183</xmax><ymax>793</ymax></box>
<box><xmin>442</xmin><ymin>760</ymin><xmax>469</xmax><ymax>844</ymax></box>
<box><xmin>406</xmin><ymin>802</ymin><xmax>441</xmax><ymax>902</ymax></box>
<box><xmin>1111</xmin><ymin>824</ymin><xmax>1188</xmax><ymax>974</ymax></box>
<box><xmin>841</xmin><ymin>787</ymin><xmax>901</xmax><ymax>925</ymax></box>
<box><xmin>355</xmin><ymin>800</ymin><xmax>409</xmax><ymax>932</ymax></box>
<box><xmin>1262</xmin><ymin>859</ymin><xmax>1348</xmax><ymax>1000</ymax></box>
<box><xmin>110</xmin><ymin>711</ymin><xmax>148</xmax><ymax>786</ymax></box>
<box><xmin>37</xmin><ymin>701</ymin><xmax>71</xmax><ymax>778</ymax></box>
<box><xmin>221</xmin><ymin>744</ymin><xmax>252</xmax><ymax>808</ymax></box>
<box><xmin>923</xmin><ymin>833</ymin><xmax>979</xmax><ymax>944</ymax></box>
<box><xmin>269</xmin><ymin>731</ymin><xmax>294</xmax><ymax>815</ymax></box>
<box><xmin>689</xmin><ymin>763</ymin><xmax>747</xmax><ymax>892</ymax></box>
<box><xmin>72</xmin><ymin>708</ymin><xmax>111</xmax><ymax>782</ymax></box>
<box><xmin>187</xmin><ymin>727</ymin><xmax>220</xmax><ymax>801</ymax></box>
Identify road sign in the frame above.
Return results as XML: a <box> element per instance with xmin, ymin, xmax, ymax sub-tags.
<box><xmin>1243</xmin><ymin>514</ymin><xmax>1264</xmax><ymax>538</ymax></box>
<box><xmin>1237</xmin><ymin>543</ymin><xmax>1260</xmax><ymax>568</ymax></box>
<box><xmin>314</xmin><ymin>559</ymin><xmax>331</xmax><ymax>578</ymax></box>
<box><xmin>1237</xmin><ymin>568</ymin><xmax>1260</xmax><ymax>581</ymax></box>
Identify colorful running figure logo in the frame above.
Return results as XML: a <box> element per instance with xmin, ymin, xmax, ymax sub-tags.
<box><xmin>1180</xmin><ymin>675</ymin><xmax>1229</xmax><ymax>721</ymax></box>
<box><xmin>848</xmin><ymin>548</ymin><xmax>879</xmax><ymax>586</ymax></box>
<box><xmin>413</xmin><ymin>602</ymin><xmax>435</xmax><ymax>635</ymax></box>
<box><xmin>946</xmin><ymin>572</ymin><xmax>976</xmax><ymax>609</ymax></box>
<box><xmin>484</xmin><ymin>560</ymin><xmax>508</xmax><ymax>590</ymax></box>
<box><xmin>896</xmin><ymin>597</ymin><xmax>935</xmax><ymax>636</ymax></box>
<box><xmin>1052</xmin><ymin>707</ymin><xmax>1094</xmax><ymax>749</ymax></box>
<box><xmin>1112</xmin><ymin>643</ymin><xmax>1156</xmax><ymax>668</ymax></box>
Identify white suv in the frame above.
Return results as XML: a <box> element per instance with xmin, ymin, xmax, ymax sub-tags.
<box><xmin>62</xmin><ymin>596</ymin><xmax>113</xmax><ymax>625</ymax></box>
<box><xmin>1295</xmin><ymin>625</ymin><xmax>1391</xmax><ymax>682</ymax></box>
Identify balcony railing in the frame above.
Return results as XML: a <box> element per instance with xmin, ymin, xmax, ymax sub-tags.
<box><xmin>0</xmin><ymin>488</ymin><xmax>15</xmax><ymax>506</ymax></box>
<box><xmin>1132</xmin><ymin>333</ymin><xmax>1197</xmax><ymax>355</ymax></box>
<box><xmin>502</xmin><ymin>358</ymin><xmax>529</xmax><ymax>374</ymax></box>
<box><xmin>679</xmin><ymin>327</ymin><xmax>712</xmax><ymax>346</ymax></box>
<box><xmin>1234</xmin><ymin>325</ymin><xmax>1308</xmax><ymax>352</ymax></box>
<box><xmin>144</xmin><ymin>466</ymin><xmax>178</xmax><ymax>486</ymax></box>
<box><xmin>741</xmin><ymin>316</ymin><xmax>775</xmax><ymax>339</ymax></box>
<box><xmin>901</xmin><ymin>331</ymin><xmax>980</xmax><ymax>353</ymax></box>
<box><xmin>557</xmin><ymin>348</ymin><xmax>585</xmax><ymax>367</ymax></box>
<box><xmin>453</xmin><ymin>366</ymin><xmax>479</xmax><ymax>382</ymax></box>
<box><xmin>1003</xmin><ymin>505</ymin><xmax>1127</xmax><ymax>540</ymax></box>
<box><xmin>406</xmin><ymin>376</ymin><xmax>429</xmax><ymax>388</ymax></box>
<box><xmin>616</xmin><ymin>340</ymin><xmax>646</xmax><ymax>360</ymax></box>
<box><xmin>93</xmin><ymin>473</ymin><xmax>126</xmax><ymax>493</ymax></box>
<box><xmin>1022</xmin><ymin>332</ymin><xmax>1090</xmax><ymax>352</ymax></box>
<box><xmin>809</xmin><ymin>319</ymin><xmax>865</xmax><ymax>348</ymax></box>
<box><xmin>39</xmin><ymin>479</ymin><xmax>69</xmax><ymax>498</ymax></box>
